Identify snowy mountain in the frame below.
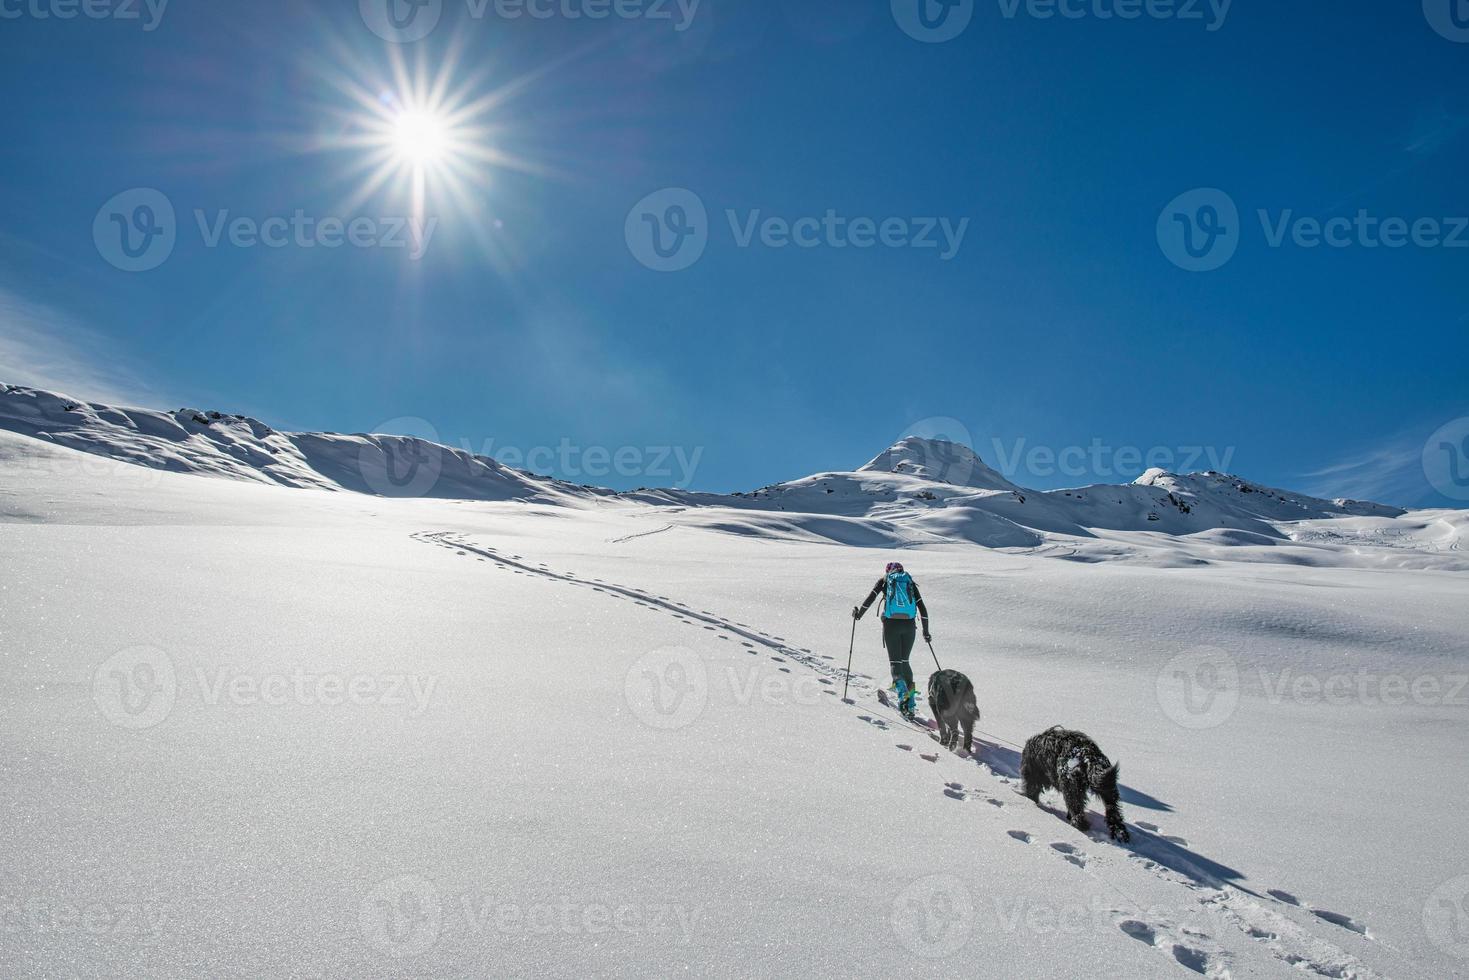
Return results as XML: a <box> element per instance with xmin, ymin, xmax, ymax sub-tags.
<box><xmin>0</xmin><ymin>383</ymin><xmax>600</xmax><ymax>504</ymax></box>
<box><xmin>2</xmin><ymin>382</ymin><xmax>1462</xmax><ymax>569</ymax></box>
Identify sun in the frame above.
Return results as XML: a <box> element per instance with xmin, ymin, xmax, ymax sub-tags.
<box><xmin>311</xmin><ymin>38</ymin><xmax>543</xmax><ymax>230</ymax></box>
<box><xmin>390</xmin><ymin>110</ymin><xmax>449</xmax><ymax>166</ymax></box>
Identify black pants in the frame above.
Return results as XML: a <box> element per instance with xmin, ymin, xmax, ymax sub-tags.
<box><xmin>882</xmin><ymin>617</ymin><xmax>917</xmax><ymax>691</ymax></box>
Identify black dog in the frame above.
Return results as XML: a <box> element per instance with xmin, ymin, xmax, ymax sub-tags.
<box><xmin>1020</xmin><ymin>727</ymin><xmax>1130</xmax><ymax>842</ymax></box>
<box><xmin>927</xmin><ymin>669</ymin><xmax>980</xmax><ymax>753</ymax></box>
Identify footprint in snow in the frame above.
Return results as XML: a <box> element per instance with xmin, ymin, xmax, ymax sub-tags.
<box><xmin>1268</xmin><ymin>889</ymin><xmax>1300</xmax><ymax>906</ymax></box>
<box><xmin>943</xmin><ymin>787</ymin><xmax>967</xmax><ymax>801</ymax></box>
<box><xmin>818</xmin><ymin>678</ymin><xmax>833</xmax><ymax>686</ymax></box>
<box><xmin>1169</xmin><ymin>945</ymin><xmax>1211</xmax><ymax>975</ymax></box>
<box><xmin>919</xmin><ymin>753</ymin><xmax>939</xmax><ymax>763</ymax></box>
<box><xmin>1310</xmin><ymin>909</ymin><xmax>1369</xmax><ymax>937</ymax></box>
<box><xmin>1007</xmin><ymin>830</ymin><xmax>1033</xmax><ymax>844</ymax></box>
<box><xmin>896</xmin><ymin>744</ymin><xmax>913</xmax><ymax>752</ymax></box>
<box><xmin>1050</xmin><ymin>842</ymin><xmax>1087</xmax><ymax>868</ymax></box>
<box><xmin>1136</xmin><ymin>822</ymin><xmax>1159</xmax><ymax>832</ymax></box>
<box><xmin>1117</xmin><ymin>919</ymin><xmax>1157</xmax><ymax>945</ymax></box>
<box><xmin>986</xmin><ymin>798</ymin><xmax>1005</xmax><ymax>808</ymax></box>
<box><xmin>770</xmin><ymin>656</ymin><xmax>785</xmax><ymax>663</ymax></box>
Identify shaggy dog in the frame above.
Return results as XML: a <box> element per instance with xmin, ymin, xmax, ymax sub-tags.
<box><xmin>927</xmin><ymin>669</ymin><xmax>980</xmax><ymax>753</ymax></box>
<box><xmin>1020</xmin><ymin>727</ymin><xmax>1130</xmax><ymax>842</ymax></box>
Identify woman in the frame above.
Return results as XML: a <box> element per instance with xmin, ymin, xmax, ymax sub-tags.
<box><xmin>852</xmin><ymin>562</ymin><xmax>932</xmax><ymax>719</ymax></box>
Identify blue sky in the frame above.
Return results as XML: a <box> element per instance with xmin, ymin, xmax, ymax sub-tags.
<box><xmin>0</xmin><ymin>0</ymin><xmax>1465</xmax><ymax>505</ymax></box>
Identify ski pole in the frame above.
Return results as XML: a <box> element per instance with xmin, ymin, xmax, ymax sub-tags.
<box><xmin>926</xmin><ymin>637</ymin><xmax>942</xmax><ymax>671</ymax></box>
<box><xmin>842</xmin><ymin>615</ymin><xmax>857</xmax><ymax>701</ymax></box>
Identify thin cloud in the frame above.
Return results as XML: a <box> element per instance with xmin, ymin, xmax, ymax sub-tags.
<box><xmin>0</xmin><ymin>287</ymin><xmax>155</xmax><ymax>406</ymax></box>
<box><xmin>1299</xmin><ymin>438</ymin><xmax>1427</xmax><ymax>508</ymax></box>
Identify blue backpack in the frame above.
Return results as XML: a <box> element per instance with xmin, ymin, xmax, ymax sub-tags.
<box><xmin>884</xmin><ymin>571</ymin><xmax>918</xmax><ymax>619</ymax></box>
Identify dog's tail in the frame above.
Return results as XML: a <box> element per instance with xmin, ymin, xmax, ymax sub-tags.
<box><xmin>1090</xmin><ymin>760</ymin><xmax>1120</xmax><ymax>794</ymax></box>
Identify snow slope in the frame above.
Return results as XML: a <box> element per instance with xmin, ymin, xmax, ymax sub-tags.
<box><xmin>6</xmin><ymin>384</ymin><xmax>1461</xmax><ymax>573</ymax></box>
<box><xmin>3</xmin><ymin>426</ymin><xmax>1468</xmax><ymax>978</ymax></box>
<box><xmin>0</xmin><ymin>384</ymin><xmax>599</xmax><ymax>503</ymax></box>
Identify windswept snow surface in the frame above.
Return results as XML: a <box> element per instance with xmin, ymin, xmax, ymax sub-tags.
<box><xmin>2</xmin><ymin>394</ymin><xmax>1469</xmax><ymax>978</ymax></box>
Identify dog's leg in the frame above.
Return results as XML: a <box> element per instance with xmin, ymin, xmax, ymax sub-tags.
<box><xmin>961</xmin><ymin>717</ymin><xmax>974</xmax><ymax>755</ymax></box>
<box><xmin>1104</xmin><ymin>805</ymin><xmax>1130</xmax><ymax>842</ymax></box>
<box><xmin>1019</xmin><ymin>753</ymin><xmax>1044</xmax><ymax>804</ymax></box>
<box><xmin>1062</xmin><ymin>775</ymin><xmax>1090</xmax><ymax>832</ymax></box>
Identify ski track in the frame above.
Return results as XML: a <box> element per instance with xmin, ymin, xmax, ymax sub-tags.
<box><xmin>607</xmin><ymin>523</ymin><xmax>676</xmax><ymax>545</ymax></box>
<box><xmin>416</xmin><ymin>530</ymin><xmax>1388</xmax><ymax>979</ymax></box>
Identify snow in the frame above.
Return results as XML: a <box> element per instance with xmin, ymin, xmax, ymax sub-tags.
<box><xmin>3</xmin><ymin>386</ymin><xmax>1468</xmax><ymax>978</ymax></box>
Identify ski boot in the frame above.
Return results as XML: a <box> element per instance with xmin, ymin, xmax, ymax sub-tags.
<box><xmin>894</xmin><ymin>679</ymin><xmax>918</xmax><ymax>721</ymax></box>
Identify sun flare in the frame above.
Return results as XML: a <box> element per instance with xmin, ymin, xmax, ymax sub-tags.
<box><xmin>390</xmin><ymin>110</ymin><xmax>450</xmax><ymax>166</ymax></box>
